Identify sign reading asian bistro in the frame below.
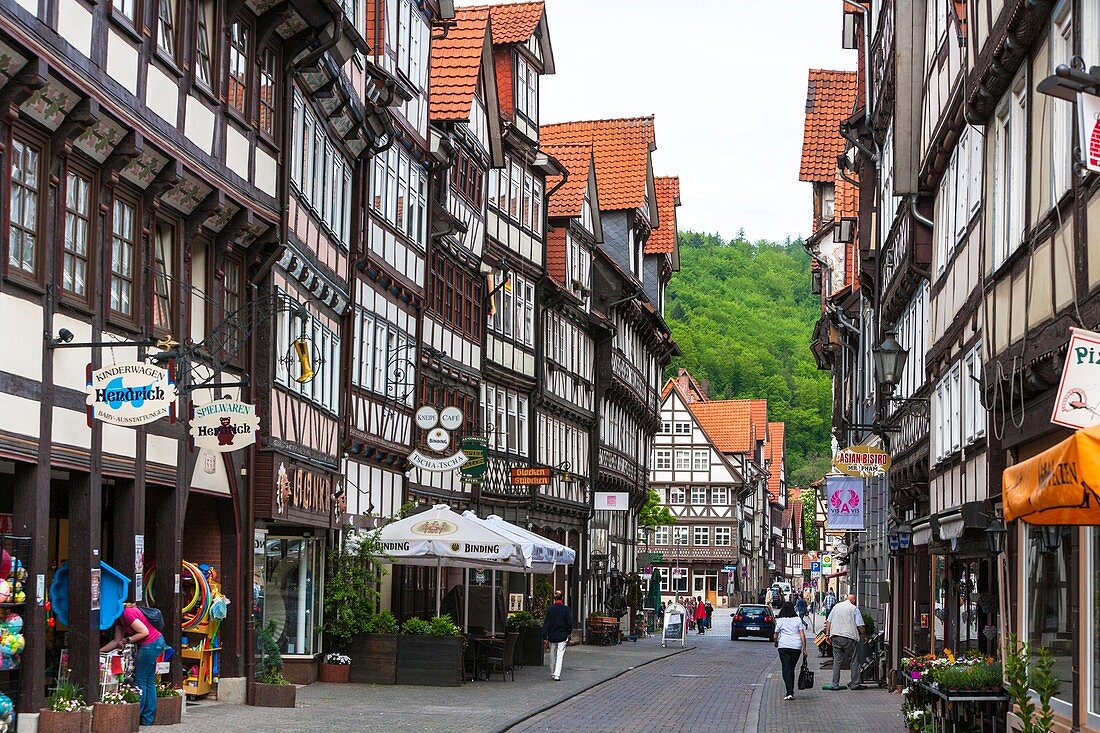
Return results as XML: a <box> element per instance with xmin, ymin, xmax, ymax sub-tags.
<box><xmin>86</xmin><ymin>362</ymin><xmax>177</xmax><ymax>427</ymax></box>
<box><xmin>189</xmin><ymin>400</ymin><xmax>260</xmax><ymax>453</ymax></box>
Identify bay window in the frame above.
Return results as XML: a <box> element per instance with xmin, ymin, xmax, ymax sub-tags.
<box><xmin>488</xmin><ymin>271</ymin><xmax>534</xmax><ymax>347</ymax></box>
<box><xmin>194</xmin><ymin>1</ymin><xmax>215</xmax><ymax>88</ymax></box>
<box><xmin>228</xmin><ymin>21</ymin><xmax>249</xmax><ymax>114</ymax></box>
<box><xmin>151</xmin><ymin>223</ymin><xmax>175</xmax><ymax>332</ymax></box>
<box><xmin>514</xmin><ymin>53</ymin><xmax>538</xmax><ymax>123</ymax></box>
<box><xmin>479</xmin><ymin>384</ymin><xmax>530</xmax><ymax>456</ymax></box>
<box><xmin>352</xmin><ymin>310</ymin><xmax>413</xmax><ymax>405</ymax></box>
<box><xmin>157</xmin><ymin>0</ymin><xmax>177</xmax><ymax>60</ymax></box>
<box><xmin>276</xmin><ymin>293</ymin><xmax>341</xmax><ymax>413</ymax></box>
<box><xmin>371</xmin><ymin>144</ymin><xmax>427</xmax><ymax>249</ymax></box>
<box><xmin>487</xmin><ymin>155</ymin><xmax>545</xmax><ymax>236</ymax></box>
<box><xmin>1048</xmin><ymin>5</ymin><xmax>1073</xmax><ymax>207</ymax></box>
<box><xmin>291</xmin><ymin>91</ymin><xmax>353</xmax><ymax>247</ymax></box>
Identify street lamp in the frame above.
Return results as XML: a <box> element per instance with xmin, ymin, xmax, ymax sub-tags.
<box><xmin>985</xmin><ymin>516</ymin><xmax>1008</xmax><ymax>555</ymax></box>
<box><xmin>1040</xmin><ymin>525</ymin><xmax>1064</xmax><ymax>554</ymax></box>
<box><xmin>873</xmin><ymin>330</ymin><xmax>908</xmax><ymax>397</ymax></box>
<box><xmin>888</xmin><ymin>529</ymin><xmax>900</xmax><ymax>552</ymax></box>
<box><xmin>897</xmin><ymin>524</ymin><xmax>912</xmax><ymax>550</ymax></box>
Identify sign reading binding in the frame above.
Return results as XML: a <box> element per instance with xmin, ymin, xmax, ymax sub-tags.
<box><xmin>189</xmin><ymin>400</ymin><xmax>260</xmax><ymax>452</ymax></box>
<box><xmin>86</xmin><ymin>361</ymin><xmax>177</xmax><ymax>426</ymax></box>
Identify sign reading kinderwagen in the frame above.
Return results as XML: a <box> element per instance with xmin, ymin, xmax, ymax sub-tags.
<box><xmin>86</xmin><ymin>361</ymin><xmax>177</xmax><ymax>427</ymax></box>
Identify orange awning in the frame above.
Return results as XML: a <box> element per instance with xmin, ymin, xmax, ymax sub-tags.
<box><xmin>1003</xmin><ymin>424</ymin><xmax>1100</xmax><ymax>524</ymax></box>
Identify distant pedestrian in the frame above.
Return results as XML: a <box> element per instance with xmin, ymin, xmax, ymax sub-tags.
<box><xmin>757</xmin><ymin>588</ymin><xmax>766</xmax><ymax>604</ymax></box>
<box><xmin>704</xmin><ymin>600</ymin><xmax>714</xmax><ymax>629</ymax></box>
<box><xmin>658</xmin><ymin>601</ymin><xmax>666</xmax><ymax>627</ymax></box>
<box><xmin>795</xmin><ymin>596</ymin><xmax>808</xmax><ymax>627</ymax></box>
<box><xmin>822</xmin><ymin>593</ymin><xmax>866</xmax><ymax>691</ymax></box>
<box><xmin>773</xmin><ymin>601</ymin><xmax>808</xmax><ymax>700</ymax></box>
<box><xmin>824</xmin><ymin>589</ymin><xmax>837</xmax><ymax>617</ymax></box>
<box><xmin>542</xmin><ymin>590</ymin><xmax>573</xmax><ymax>682</ymax></box>
<box><xmin>694</xmin><ymin>596</ymin><xmax>707</xmax><ymax>634</ymax></box>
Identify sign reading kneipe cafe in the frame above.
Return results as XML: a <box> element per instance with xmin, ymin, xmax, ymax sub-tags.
<box><xmin>86</xmin><ymin>361</ymin><xmax>177</xmax><ymax>427</ymax></box>
<box><xmin>190</xmin><ymin>400</ymin><xmax>260</xmax><ymax>453</ymax></box>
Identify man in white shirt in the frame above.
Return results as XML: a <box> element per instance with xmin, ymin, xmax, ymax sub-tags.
<box><xmin>822</xmin><ymin>593</ymin><xmax>866</xmax><ymax>690</ymax></box>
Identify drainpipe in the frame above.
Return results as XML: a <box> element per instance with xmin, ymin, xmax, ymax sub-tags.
<box><xmin>294</xmin><ymin>15</ymin><xmax>344</xmax><ymax>71</ymax></box>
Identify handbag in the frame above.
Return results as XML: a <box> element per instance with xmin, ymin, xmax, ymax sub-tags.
<box><xmin>797</xmin><ymin>658</ymin><xmax>815</xmax><ymax>690</ymax></box>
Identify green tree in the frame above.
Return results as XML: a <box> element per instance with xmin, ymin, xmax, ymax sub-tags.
<box><xmin>666</xmin><ymin>231</ymin><xmax>831</xmax><ymax>484</ymax></box>
<box><xmin>638</xmin><ymin>489</ymin><xmax>674</xmax><ymax>550</ymax></box>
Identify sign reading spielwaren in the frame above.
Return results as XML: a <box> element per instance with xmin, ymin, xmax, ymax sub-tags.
<box><xmin>86</xmin><ymin>361</ymin><xmax>177</xmax><ymax>427</ymax></box>
<box><xmin>190</xmin><ymin>400</ymin><xmax>260</xmax><ymax>453</ymax></box>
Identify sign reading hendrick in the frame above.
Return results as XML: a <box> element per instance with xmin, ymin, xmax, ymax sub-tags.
<box><xmin>86</xmin><ymin>361</ymin><xmax>177</xmax><ymax>427</ymax></box>
<box><xmin>190</xmin><ymin>400</ymin><xmax>260</xmax><ymax>453</ymax></box>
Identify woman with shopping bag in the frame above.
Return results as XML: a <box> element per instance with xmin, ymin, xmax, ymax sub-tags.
<box><xmin>772</xmin><ymin>602</ymin><xmax>807</xmax><ymax>700</ymax></box>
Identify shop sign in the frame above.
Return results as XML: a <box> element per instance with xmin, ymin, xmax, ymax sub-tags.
<box><xmin>426</xmin><ymin>428</ymin><xmax>450</xmax><ymax>452</ymax></box>
<box><xmin>90</xmin><ymin>567</ymin><xmax>101</xmax><ymax>611</ymax></box>
<box><xmin>511</xmin><ymin>467</ymin><xmax>552</xmax><ymax>486</ymax></box>
<box><xmin>508</xmin><ymin>593</ymin><xmax>524</xmax><ymax>612</ymax></box>
<box><xmin>408</xmin><ymin>449</ymin><xmax>468</xmax><ymax>472</ymax></box>
<box><xmin>1078</xmin><ymin>92</ymin><xmax>1100</xmax><ymax>174</ymax></box>
<box><xmin>595</xmin><ymin>492</ymin><xmax>629</xmax><ymax>511</ymax></box>
<box><xmin>831</xmin><ymin>445</ymin><xmax>890</xmax><ymax>476</ymax></box>
<box><xmin>440</xmin><ymin>406</ymin><xmax>464</xmax><ymax>430</ymax></box>
<box><xmin>189</xmin><ymin>400</ymin><xmax>260</xmax><ymax>452</ymax></box>
<box><xmin>1051</xmin><ymin>327</ymin><xmax>1100</xmax><ymax>429</ymax></box>
<box><xmin>826</xmin><ymin>474</ymin><xmax>864</xmax><ymax>531</ymax></box>
<box><xmin>85</xmin><ymin>361</ymin><xmax>177</xmax><ymax>427</ymax></box>
<box><xmin>415</xmin><ymin>406</ymin><xmax>439</xmax><ymax>430</ymax></box>
<box><xmin>275</xmin><ymin>461</ymin><xmax>333</xmax><ymax>519</ymax></box>
<box><xmin>459</xmin><ymin>437</ymin><xmax>488</xmax><ymax>483</ymax></box>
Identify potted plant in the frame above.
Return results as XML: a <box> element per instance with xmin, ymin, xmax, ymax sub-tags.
<box><xmin>248</xmin><ymin>621</ymin><xmax>296</xmax><ymax>708</ymax></box>
<box><xmin>322</xmin><ymin>533</ymin><xmax>385</xmax><ymax>666</ymax></box>
<box><xmin>152</xmin><ymin>684</ymin><xmax>183</xmax><ymax>726</ymax></box>
<box><xmin>39</xmin><ymin>680</ymin><xmax>89</xmax><ymax>733</ymax></box>
<box><xmin>319</xmin><ymin>652</ymin><xmax>352</xmax><ymax>683</ymax></box>
<box><xmin>91</xmin><ymin>688</ymin><xmax>135</xmax><ymax>733</ymax></box>
<box><xmin>395</xmin><ymin>615</ymin><xmax>464</xmax><ymax>687</ymax></box>
<box><xmin>351</xmin><ymin>610</ymin><xmax>399</xmax><ymax>684</ymax></box>
<box><xmin>1005</xmin><ymin>635</ymin><xmax>1059</xmax><ymax>733</ymax></box>
<box><xmin>507</xmin><ymin>611</ymin><xmax>544</xmax><ymax>667</ymax></box>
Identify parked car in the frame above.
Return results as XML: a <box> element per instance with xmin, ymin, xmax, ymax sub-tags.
<box><xmin>730</xmin><ymin>604</ymin><xmax>775</xmax><ymax>640</ymax></box>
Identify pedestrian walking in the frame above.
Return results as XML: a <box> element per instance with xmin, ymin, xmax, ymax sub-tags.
<box><xmin>101</xmin><ymin>603</ymin><xmax>166</xmax><ymax>725</ymax></box>
<box><xmin>822</xmin><ymin>593</ymin><xmax>866</xmax><ymax>690</ymax></box>
<box><xmin>658</xmin><ymin>601</ymin><xmax>666</xmax><ymax>628</ymax></box>
<box><xmin>694</xmin><ymin>596</ymin><xmax>707</xmax><ymax>634</ymax></box>
<box><xmin>686</xmin><ymin>597</ymin><xmax>696</xmax><ymax>630</ymax></box>
<box><xmin>704</xmin><ymin>600</ymin><xmax>714</xmax><ymax>629</ymax></box>
<box><xmin>824</xmin><ymin>589</ymin><xmax>837</xmax><ymax>617</ymax></box>
<box><xmin>542</xmin><ymin>590</ymin><xmax>573</xmax><ymax>681</ymax></box>
<box><xmin>773</xmin><ymin>601</ymin><xmax>808</xmax><ymax>700</ymax></box>
<box><xmin>795</xmin><ymin>596</ymin><xmax>808</xmax><ymax>627</ymax></box>
<box><xmin>757</xmin><ymin>588</ymin><xmax>767</xmax><ymax>604</ymax></box>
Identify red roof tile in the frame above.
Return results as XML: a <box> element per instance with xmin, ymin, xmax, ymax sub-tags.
<box><xmin>465</xmin><ymin>1</ymin><xmax>545</xmax><ymax>45</ymax></box>
<box><xmin>429</xmin><ymin>8</ymin><xmax>490</xmax><ymax>121</ymax></box>
<box><xmin>647</xmin><ymin>176</ymin><xmax>680</xmax><ymax>254</ymax></box>
<box><xmin>767</xmin><ymin>421</ymin><xmax>785</xmax><ymax>502</ymax></box>
<box><xmin>543</xmin><ymin>143</ymin><xmax>592</xmax><ymax>219</ymax></box>
<box><xmin>546</xmin><ymin>225</ymin><xmax>567</xmax><ymax>284</ymax></box>
<box><xmin>689</xmin><ymin>401</ymin><xmax>755</xmax><ymax>454</ymax></box>
<box><xmin>541</xmin><ymin>117</ymin><xmax>655</xmax><ymax>211</ymax></box>
<box><xmin>799</xmin><ymin>70</ymin><xmax>857</xmax><ymax>182</ymax></box>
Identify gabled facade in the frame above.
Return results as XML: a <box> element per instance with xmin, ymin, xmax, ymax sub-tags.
<box><xmin>649</xmin><ymin>381</ymin><xmax>744</xmax><ymax>607</ymax></box>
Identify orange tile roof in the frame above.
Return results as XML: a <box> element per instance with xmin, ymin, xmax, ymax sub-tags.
<box><xmin>767</xmin><ymin>421</ymin><xmax>785</xmax><ymax>502</ymax></box>
<box><xmin>543</xmin><ymin>143</ymin><xmax>592</xmax><ymax>219</ymax></box>
<box><xmin>541</xmin><ymin>117</ymin><xmax>655</xmax><ymax>211</ymax></box>
<box><xmin>647</xmin><ymin>176</ymin><xmax>680</xmax><ymax>254</ymax></box>
<box><xmin>799</xmin><ymin>70</ymin><xmax>857</xmax><ymax>182</ymax></box>
<box><xmin>429</xmin><ymin>8</ymin><xmax>490</xmax><ymax>121</ymax></box>
<box><xmin>689</xmin><ymin>400</ymin><xmax>755</xmax><ymax>454</ymax></box>
<box><xmin>467</xmin><ymin>1</ymin><xmax>545</xmax><ymax>45</ymax></box>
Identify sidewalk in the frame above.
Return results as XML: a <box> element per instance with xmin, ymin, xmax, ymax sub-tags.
<box><xmin>757</xmin><ymin>662</ymin><xmax>905</xmax><ymax>732</ymax></box>
<box><xmin>159</xmin><ymin>638</ymin><xmax>686</xmax><ymax>733</ymax></box>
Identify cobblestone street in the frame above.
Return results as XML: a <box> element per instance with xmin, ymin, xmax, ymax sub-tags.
<box><xmin>155</xmin><ymin>613</ymin><xmax>905</xmax><ymax>733</ymax></box>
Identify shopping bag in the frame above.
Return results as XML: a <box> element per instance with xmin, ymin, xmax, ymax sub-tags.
<box><xmin>797</xmin><ymin>659</ymin><xmax>815</xmax><ymax>690</ymax></box>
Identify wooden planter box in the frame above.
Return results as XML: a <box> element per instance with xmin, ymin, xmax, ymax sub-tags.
<box><xmin>395</xmin><ymin>636</ymin><xmax>463</xmax><ymax>687</ymax></box>
<box><xmin>348</xmin><ymin>633</ymin><xmax>397</xmax><ymax>685</ymax></box>
<box><xmin>513</xmin><ymin>626</ymin><xmax>544</xmax><ymax>667</ymax></box>
<box><xmin>247</xmin><ymin>682</ymin><xmax>297</xmax><ymax>708</ymax></box>
<box><xmin>153</xmin><ymin>694</ymin><xmax>183</xmax><ymax>725</ymax></box>
<box><xmin>39</xmin><ymin>709</ymin><xmax>92</xmax><ymax>733</ymax></box>
<box><xmin>318</xmin><ymin>663</ymin><xmax>351</xmax><ymax>683</ymax></box>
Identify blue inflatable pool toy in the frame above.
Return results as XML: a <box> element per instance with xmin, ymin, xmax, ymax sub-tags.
<box><xmin>49</xmin><ymin>561</ymin><xmax>130</xmax><ymax>630</ymax></box>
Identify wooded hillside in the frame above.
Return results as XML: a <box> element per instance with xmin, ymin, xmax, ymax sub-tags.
<box><xmin>666</xmin><ymin>231</ymin><xmax>831</xmax><ymax>486</ymax></box>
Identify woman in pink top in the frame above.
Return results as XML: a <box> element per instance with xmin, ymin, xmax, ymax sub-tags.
<box><xmin>102</xmin><ymin>604</ymin><xmax>164</xmax><ymax>724</ymax></box>
<box><xmin>694</xmin><ymin>596</ymin><xmax>708</xmax><ymax>635</ymax></box>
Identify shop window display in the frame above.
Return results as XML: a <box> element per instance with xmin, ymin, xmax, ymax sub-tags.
<box><xmin>255</xmin><ymin>537</ymin><xmax>324</xmax><ymax>656</ymax></box>
<box><xmin>1025</xmin><ymin>525</ymin><xmax>1073</xmax><ymax>708</ymax></box>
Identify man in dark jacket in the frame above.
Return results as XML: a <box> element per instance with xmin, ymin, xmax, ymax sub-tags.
<box><xmin>542</xmin><ymin>590</ymin><xmax>573</xmax><ymax>681</ymax></box>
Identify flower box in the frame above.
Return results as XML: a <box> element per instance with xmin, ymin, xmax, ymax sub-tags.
<box><xmin>348</xmin><ymin>633</ymin><xmax>397</xmax><ymax>685</ymax></box>
<box><xmin>153</xmin><ymin>694</ymin><xmax>183</xmax><ymax>725</ymax></box>
<box><xmin>90</xmin><ymin>702</ymin><xmax>137</xmax><ymax>733</ymax></box>
<box><xmin>247</xmin><ymin>682</ymin><xmax>296</xmax><ymax>708</ymax></box>
<box><xmin>511</xmin><ymin>626</ymin><xmax>544</xmax><ymax>667</ymax></box>
<box><xmin>318</xmin><ymin>662</ymin><xmax>351</xmax><ymax>683</ymax></box>
<box><xmin>39</xmin><ymin>708</ymin><xmax>91</xmax><ymax>733</ymax></box>
<box><xmin>395</xmin><ymin>635</ymin><xmax>463</xmax><ymax>687</ymax></box>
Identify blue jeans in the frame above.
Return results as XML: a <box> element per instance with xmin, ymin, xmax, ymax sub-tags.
<box><xmin>136</xmin><ymin>639</ymin><xmax>165</xmax><ymax>724</ymax></box>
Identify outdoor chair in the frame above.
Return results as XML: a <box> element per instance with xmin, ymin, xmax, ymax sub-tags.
<box><xmin>463</xmin><ymin>636</ymin><xmax>480</xmax><ymax>681</ymax></box>
<box><xmin>484</xmin><ymin>631</ymin><xmax>519</xmax><ymax>682</ymax></box>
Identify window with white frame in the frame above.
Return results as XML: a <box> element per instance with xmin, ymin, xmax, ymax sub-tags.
<box><xmin>275</xmin><ymin>293</ymin><xmax>341</xmax><ymax>413</ymax></box>
<box><xmin>672</xmin><ymin>526</ymin><xmax>689</xmax><ymax>546</ymax></box>
<box><xmin>935</xmin><ymin>128</ymin><xmax>984</xmax><ymax>274</ymax></box>
<box><xmin>351</xmin><ymin>309</ymin><xmax>414</xmax><ymax>405</ymax></box>
<box><xmin>712</xmin><ymin>487</ymin><xmax>729</xmax><ymax>506</ymax></box>
<box><xmin>566</xmin><ymin>231</ymin><xmax>590</xmax><ymax>304</ymax></box>
<box><xmin>660</xmin><ymin>421</ymin><xmax>672</xmax><ymax>434</ymax></box>
<box><xmin>893</xmin><ymin>283</ymin><xmax>929</xmax><ymax>402</ymax></box>
<box><xmin>386</xmin><ymin>0</ymin><xmax>430</xmax><ymax>132</ymax></box>
<box><xmin>489</xmin><ymin>271</ymin><xmax>535</xmax><ymax>347</ymax></box>
<box><xmin>934</xmin><ymin>361</ymin><xmax>964</xmax><ymax>461</ymax></box>
<box><xmin>674</xmin><ymin>422</ymin><xmax>691</xmax><ymax>435</ymax></box>
<box><xmin>667</xmin><ymin>487</ymin><xmax>685</xmax><ymax>505</ymax></box>
<box><xmin>670</xmin><ymin>567</ymin><xmax>688</xmax><ymax>593</ymax></box>
<box><xmin>514</xmin><ymin>52</ymin><xmax>538</xmax><ymax>123</ymax></box>
<box><xmin>714</xmin><ymin>526</ymin><xmax>732</xmax><ymax>546</ymax></box>
<box><xmin>653</xmin><ymin>526</ymin><xmax>670</xmax><ymax>546</ymax></box>
<box><xmin>370</xmin><ymin>143</ymin><xmax>428</xmax><ymax>250</ymax></box>
<box><xmin>487</xmin><ymin>154</ymin><xmax>544</xmax><ymax>236</ymax></box>
<box><xmin>674</xmin><ymin>450</ymin><xmax>691</xmax><ymax>471</ymax></box>
<box><xmin>990</xmin><ymin>70</ymin><xmax>1027</xmax><ymax>271</ymax></box>
<box><xmin>479</xmin><ymin>384</ymin><xmax>529</xmax><ymax>457</ymax></box>
<box><xmin>291</xmin><ymin>91</ymin><xmax>353</xmax><ymax>247</ymax></box>
<box><xmin>1085</xmin><ymin>1</ymin><xmax>1100</xmax><ymax>68</ymax></box>
<box><xmin>655</xmin><ymin>449</ymin><xmax>672</xmax><ymax>470</ymax></box>
<box><xmin>1048</xmin><ymin>4</ymin><xmax>1073</xmax><ymax>207</ymax></box>
<box><xmin>690</xmin><ymin>487</ymin><xmax>707</xmax><ymax>505</ymax></box>
<box><xmin>693</xmin><ymin>526</ymin><xmax>710</xmax><ymax>546</ymax></box>
<box><xmin>693</xmin><ymin>450</ymin><xmax>708</xmax><ymax>471</ymax></box>
<box><xmin>964</xmin><ymin>344</ymin><xmax>986</xmax><ymax>445</ymax></box>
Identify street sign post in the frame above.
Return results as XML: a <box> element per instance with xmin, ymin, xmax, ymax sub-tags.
<box><xmin>810</xmin><ymin>562</ymin><xmax>821</xmax><ymax>574</ymax></box>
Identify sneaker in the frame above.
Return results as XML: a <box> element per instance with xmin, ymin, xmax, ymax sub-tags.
<box><xmin>552</xmin><ymin>676</ymin><xmax>560</xmax><ymax>681</ymax></box>
<box><xmin>784</xmin><ymin>695</ymin><xmax>794</xmax><ymax>701</ymax></box>
<box><xmin>849</xmin><ymin>683</ymin><xmax>863</xmax><ymax>690</ymax></box>
<box><xmin>821</xmin><ymin>684</ymin><xmax>843</xmax><ymax>690</ymax></box>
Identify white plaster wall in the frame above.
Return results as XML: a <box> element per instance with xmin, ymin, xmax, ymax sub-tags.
<box><xmin>185</xmin><ymin>96</ymin><xmax>215</xmax><ymax>155</ymax></box>
<box><xmin>146</xmin><ymin>65</ymin><xmax>179</xmax><ymax>126</ymax></box>
<box><xmin>106</xmin><ymin>31</ymin><xmax>139</xmax><ymax>95</ymax></box>
<box><xmin>53</xmin><ymin>314</ymin><xmax>92</xmax><ymax>391</ymax></box>
<box><xmin>56</xmin><ymin>0</ymin><xmax>93</xmax><ymax>59</ymax></box>
<box><xmin>52</xmin><ymin>406</ymin><xmax>90</xmax><ymax>449</ymax></box>
<box><xmin>0</xmin><ymin>393</ymin><xmax>39</xmax><ymax>438</ymax></box>
<box><xmin>102</xmin><ymin>424</ymin><xmax>136</xmax><ymax>458</ymax></box>
<box><xmin>255</xmin><ymin>148</ymin><xmax>276</xmax><ymax>197</ymax></box>
<box><xmin>225</xmin><ymin>124</ymin><xmax>249</xmax><ymax>182</ymax></box>
<box><xmin>147</xmin><ymin>434</ymin><xmax>177</xmax><ymax>467</ymax></box>
<box><xmin>0</xmin><ymin>294</ymin><xmax>42</xmax><ymax>381</ymax></box>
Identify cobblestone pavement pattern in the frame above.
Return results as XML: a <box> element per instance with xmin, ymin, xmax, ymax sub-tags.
<box><xmin>155</xmin><ymin>611</ymin><xmax>905</xmax><ymax>732</ymax></box>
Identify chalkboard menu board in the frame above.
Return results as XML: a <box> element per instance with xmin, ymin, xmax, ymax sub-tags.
<box><xmin>662</xmin><ymin>603</ymin><xmax>686</xmax><ymax>647</ymax></box>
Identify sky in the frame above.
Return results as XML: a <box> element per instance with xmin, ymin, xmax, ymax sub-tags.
<box><xmin>513</xmin><ymin>0</ymin><xmax>856</xmax><ymax>244</ymax></box>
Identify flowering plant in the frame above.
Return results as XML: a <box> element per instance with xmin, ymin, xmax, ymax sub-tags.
<box><xmin>117</xmin><ymin>683</ymin><xmax>142</xmax><ymax>703</ymax></box>
<box><xmin>47</xmin><ymin>679</ymin><xmax>86</xmax><ymax>713</ymax></box>
<box><xmin>324</xmin><ymin>652</ymin><xmax>351</xmax><ymax>666</ymax></box>
<box><xmin>99</xmin><ymin>691</ymin><xmax>127</xmax><ymax>705</ymax></box>
<box><xmin>155</xmin><ymin>683</ymin><xmax>182</xmax><ymax>698</ymax></box>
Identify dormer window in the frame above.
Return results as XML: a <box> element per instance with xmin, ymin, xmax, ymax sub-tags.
<box><xmin>515</xmin><ymin>53</ymin><xmax>538</xmax><ymax>123</ymax></box>
<box><xmin>581</xmin><ymin>188</ymin><xmax>593</xmax><ymax>234</ymax></box>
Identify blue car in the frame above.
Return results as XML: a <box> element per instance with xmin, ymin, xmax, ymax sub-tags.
<box><xmin>730</xmin><ymin>604</ymin><xmax>775</xmax><ymax>640</ymax></box>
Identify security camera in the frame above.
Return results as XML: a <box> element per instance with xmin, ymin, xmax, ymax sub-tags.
<box><xmin>57</xmin><ymin>328</ymin><xmax>74</xmax><ymax>343</ymax></box>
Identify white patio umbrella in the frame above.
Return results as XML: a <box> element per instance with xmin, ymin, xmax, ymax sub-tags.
<box><xmin>377</xmin><ymin>504</ymin><xmax>524</xmax><ymax>617</ymax></box>
<box><xmin>485</xmin><ymin>515</ymin><xmax>576</xmax><ymax>566</ymax></box>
